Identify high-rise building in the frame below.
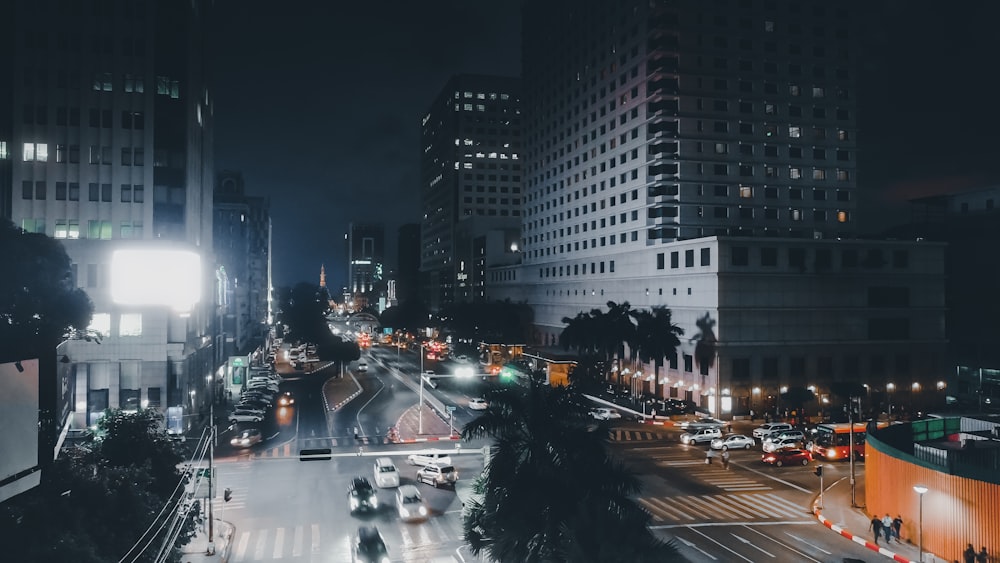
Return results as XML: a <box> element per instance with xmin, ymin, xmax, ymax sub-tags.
<box><xmin>3</xmin><ymin>0</ymin><xmax>216</xmax><ymax>432</ymax></box>
<box><xmin>347</xmin><ymin>222</ymin><xmax>385</xmax><ymax>308</ymax></box>
<box><xmin>419</xmin><ymin>74</ymin><xmax>522</xmax><ymax>308</ymax></box>
<box><xmin>488</xmin><ymin>0</ymin><xmax>947</xmax><ymax>416</ymax></box>
<box><xmin>213</xmin><ymin>171</ymin><xmax>271</xmax><ymax>360</ymax></box>
<box><xmin>396</xmin><ymin>223</ymin><xmax>421</xmax><ymax>304</ymax></box>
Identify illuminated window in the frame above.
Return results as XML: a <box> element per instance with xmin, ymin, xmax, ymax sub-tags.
<box><xmin>55</xmin><ymin>220</ymin><xmax>68</xmax><ymax>239</ymax></box>
<box><xmin>68</xmin><ymin>220</ymin><xmax>80</xmax><ymax>239</ymax></box>
<box><xmin>789</xmin><ymin>167</ymin><xmax>802</xmax><ymax>179</ymax></box>
<box><xmin>89</xmin><ymin>313</ymin><xmax>111</xmax><ymax>337</ymax></box>
<box><xmin>739</xmin><ymin>185</ymin><xmax>753</xmax><ymax>198</ymax></box>
<box><xmin>0</xmin><ymin>141</ymin><xmax>8</xmax><ymax>159</ymax></box>
<box><xmin>119</xmin><ymin>313</ymin><xmax>142</xmax><ymax>336</ymax></box>
<box><xmin>789</xmin><ymin>126</ymin><xmax>801</xmax><ymax>138</ymax></box>
<box><xmin>837</xmin><ymin>210</ymin><xmax>849</xmax><ymax>223</ymax></box>
<box><xmin>790</xmin><ymin>209</ymin><xmax>802</xmax><ymax>221</ymax></box>
<box><xmin>837</xmin><ymin>169</ymin><xmax>849</xmax><ymax>181</ymax></box>
<box><xmin>812</xmin><ymin>87</ymin><xmax>825</xmax><ymax>98</ymax></box>
<box><xmin>812</xmin><ymin>168</ymin><xmax>826</xmax><ymax>180</ymax></box>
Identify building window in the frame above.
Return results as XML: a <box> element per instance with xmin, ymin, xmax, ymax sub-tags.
<box><xmin>119</xmin><ymin>313</ymin><xmax>142</xmax><ymax>336</ymax></box>
<box><xmin>700</xmin><ymin>248</ymin><xmax>711</xmax><ymax>266</ymax></box>
<box><xmin>22</xmin><ymin>142</ymin><xmax>48</xmax><ymax>161</ymax></box>
<box><xmin>731</xmin><ymin>247</ymin><xmax>749</xmax><ymax>266</ymax></box>
<box><xmin>656</xmin><ymin>253</ymin><xmax>665</xmax><ymax>270</ymax></box>
<box><xmin>88</xmin><ymin>313</ymin><xmax>111</xmax><ymax>336</ymax></box>
<box><xmin>685</xmin><ymin>249</ymin><xmax>694</xmax><ymax>267</ymax></box>
<box><xmin>670</xmin><ymin>251</ymin><xmax>679</xmax><ymax>269</ymax></box>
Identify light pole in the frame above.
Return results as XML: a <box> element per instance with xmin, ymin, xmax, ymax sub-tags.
<box><xmin>418</xmin><ymin>342</ymin><xmax>426</xmax><ymax>434</ymax></box>
<box><xmin>887</xmin><ymin>383</ymin><xmax>895</xmax><ymax>419</ymax></box>
<box><xmin>913</xmin><ymin>485</ymin><xmax>927</xmax><ymax>562</ymax></box>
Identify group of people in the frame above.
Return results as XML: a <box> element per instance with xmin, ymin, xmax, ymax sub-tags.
<box><xmin>705</xmin><ymin>448</ymin><xmax>731</xmax><ymax>469</ymax></box>
<box><xmin>963</xmin><ymin>544</ymin><xmax>990</xmax><ymax>563</ymax></box>
<box><xmin>868</xmin><ymin>512</ymin><xmax>903</xmax><ymax>546</ymax></box>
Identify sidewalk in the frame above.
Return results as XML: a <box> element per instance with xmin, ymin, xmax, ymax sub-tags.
<box><xmin>181</xmin><ymin>518</ymin><xmax>234</xmax><ymax>563</ymax></box>
<box><xmin>813</xmin><ymin>469</ymin><xmax>947</xmax><ymax>563</ymax></box>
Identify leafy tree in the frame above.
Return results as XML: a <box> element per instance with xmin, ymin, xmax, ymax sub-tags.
<box><xmin>461</xmin><ymin>379</ymin><xmax>680</xmax><ymax>562</ymax></box>
<box><xmin>273</xmin><ymin>282</ymin><xmax>329</xmax><ymax>344</ymax></box>
<box><xmin>566</xmin><ymin>354</ymin><xmax>607</xmax><ymax>394</ymax></box>
<box><xmin>379</xmin><ymin>299</ymin><xmax>431</xmax><ymax>332</ymax></box>
<box><xmin>630</xmin><ymin>307</ymin><xmax>684</xmax><ymax>398</ymax></box>
<box><xmin>439</xmin><ymin>300</ymin><xmax>535</xmax><ymax>343</ymax></box>
<box><xmin>1</xmin><ymin>409</ymin><xmax>199</xmax><ymax>562</ymax></box>
<box><xmin>0</xmin><ymin>219</ymin><xmax>93</xmax><ymax>360</ymax></box>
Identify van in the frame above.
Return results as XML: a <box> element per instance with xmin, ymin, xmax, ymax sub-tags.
<box><xmin>357</xmin><ymin>361</ymin><xmax>368</xmax><ymax>372</ymax></box>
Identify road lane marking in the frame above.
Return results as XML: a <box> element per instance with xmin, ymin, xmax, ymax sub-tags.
<box><xmin>234</xmin><ymin>531</ymin><xmax>250</xmax><ymax>561</ymax></box>
<box><xmin>292</xmin><ymin>525</ymin><xmax>303</xmax><ymax>557</ymax></box>
<box><xmin>741</xmin><ymin>525</ymin><xmax>824</xmax><ymax>562</ymax></box>
<box><xmin>688</xmin><ymin>526</ymin><xmax>755</xmax><ymax>562</ymax></box>
<box><xmin>273</xmin><ymin>527</ymin><xmax>284</xmax><ymax>559</ymax></box>
<box><xmin>731</xmin><ymin>532</ymin><xmax>775</xmax><ymax>557</ymax></box>
<box><xmin>675</xmin><ymin>536</ymin><xmax>718</xmax><ymax>560</ymax></box>
<box><xmin>784</xmin><ymin>531</ymin><xmax>831</xmax><ymax>555</ymax></box>
<box><xmin>731</xmin><ymin>463</ymin><xmax>813</xmax><ymax>493</ymax></box>
<box><xmin>253</xmin><ymin>529</ymin><xmax>268</xmax><ymax>560</ymax></box>
<box><xmin>311</xmin><ymin>523</ymin><xmax>320</xmax><ymax>553</ymax></box>
<box><xmin>652</xmin><ymin>520</ymin><xmax>817</xmax><ymax>529</ymax></box>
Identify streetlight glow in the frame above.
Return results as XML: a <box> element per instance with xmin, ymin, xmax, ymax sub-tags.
<box><xmin>914</xmin><ymin>485</ymin><xmax>928</xmax><ymax>562</ymax></box>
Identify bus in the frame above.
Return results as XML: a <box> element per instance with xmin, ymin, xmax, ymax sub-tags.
<box><xmin>810</xmin><ymin>421</ymin><xmax>888</xmax><ymax>461</ymax></box>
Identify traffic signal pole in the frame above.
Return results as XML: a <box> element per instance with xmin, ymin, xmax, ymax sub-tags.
<box><xmin>207</xmin><ymin>403</ymin><xmax>215</xmax><ymax>555</ymax></box>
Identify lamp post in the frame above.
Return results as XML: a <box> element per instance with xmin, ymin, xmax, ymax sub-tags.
<box><xmin>886</xmin><ymin>382</ymin><xmax>895</xmax><ymax>418</ymax></box>
<box><xmin>418</xmin><ymin>343</ymin><xmax>426</xmax><ymax>434</ymax></box>
<box><xmin>913</xmin><ymin>485</ymin><xmax>927</xmax><ymax>562</ymax></box>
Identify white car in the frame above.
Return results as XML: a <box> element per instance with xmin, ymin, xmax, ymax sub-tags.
<box><xmin>763</xmin><ymin>436</ymin><xmax>802</xmax><ymax>453</ymax></box>
<box><xmin>679</xmin><ymin>427</ymin><xmax>723</xmax><ymax>445</ymax></box>
<box><xmin>753</xmin><ymin>422</ymin><xmax>793</xmax><ymax>439</ymax></box>
<box><xmin>590</xmin><ymin>407</ymin><xmax>622</xmax><ymax>420</ymax></box>
<box><xmin>396</xmin><ymin>485</ymin><xmax>427</xmax><ymax>522</ymax></box>
<box><xmin>373</xmin><ymin>457</ymin><xmax>400</xmax><ymax>488</ymax></box>
<box><xmin>710</xmin><ymin>434</ymin><xmax>756</xmax><ymax>450</ymax></box>
<box><xmin>229</xmin><ymin>428</ymin><xmax>262</xmax><ymax>448</ymax></box>
<box><xmin>228</xmin><ymin>410</ymin><xmax>264</xmax><ymax>423</ymax></box>
<box><xmin>406</xmin><ymin>451</ymin><xmax>452</xmax><ymax>467</ymax></box>
<box><xmin>468</xmin><ymin>398</ymin><xmax>488</xmax><ymax>411</ymax></box>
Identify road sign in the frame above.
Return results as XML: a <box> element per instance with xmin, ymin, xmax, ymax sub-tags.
<box><xmin>447</xmin><ymin>406</ymin><xmax>457</xmax><ymax>412</ymax></box>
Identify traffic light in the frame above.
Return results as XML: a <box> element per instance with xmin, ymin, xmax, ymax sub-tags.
<box><xmin>499</xmin><ymin>367</ymin><xmax>513</xmax><ymax>380</ymax></box>
<box><xmin>814</xmin><ymin>465</ymin><xmax>823</xmax><ymax>477</ymax></box>
<box><xmin>223</xmin><ymin>488</ymin><xmax>233</xmax><ymax>502</ymax></box>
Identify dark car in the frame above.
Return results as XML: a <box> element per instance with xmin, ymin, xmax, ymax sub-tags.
<box><xmin>762</xmin><ymin>448</ymin><xmax>813</xmax><ymax>467</ymax></box>
<box><xmin>348</xmin><ymin>477</ymin><xmax>378</xmax><ymax>513</ymax></box>
<box><xmin>237</xmin><ymin>398</ymin><xmax>270</xmax><ymax>411</ymax></box>
<box><xmin>353</xmin><ymin>526</ymin><xmax>389</xmax><ymax>563</ymax></box>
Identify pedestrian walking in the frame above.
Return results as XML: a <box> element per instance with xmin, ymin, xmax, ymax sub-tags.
<box><xmin>965</xmin><ymin>544</ymin><xmax>977</xmax><ymax>563</ymax></box>
<box><xmin>869</xmin><ymin>514</ymin><xmax>884</xmax><ymax>545</ymax></box>
<box><xmin>891</xmin><ymin>515</ymin><xmax>903</xmax><ymax>543</ymax></box>
<box><xmin>882</xmin><ymin>514</ymin><xmax>894</xmax><ymax>543</ymax></box>
<box><xmin>976</xmin><ymin>547</ymin><xmax>989</xmax><ymax>563</ymax></box>
<box><xmin>721</xmin><ymin>450</ymin><xmax>731</xmax><ymax>470</ymax></box>
<box><xmin>705</xmin><ymin>448</ymin><xmax>715</xmax><ymax>465</ymax></box>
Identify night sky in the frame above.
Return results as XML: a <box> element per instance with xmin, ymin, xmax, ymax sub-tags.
<box><xmin>212</xmin><ymin>1</ymin><xmax>1000</xmax><ymax>291</ymax></box>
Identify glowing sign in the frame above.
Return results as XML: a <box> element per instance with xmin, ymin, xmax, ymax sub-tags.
<box><xmin>111</xmin><ymin>248</ymin><xmax>202</xmax><ymax>312</ymax></box>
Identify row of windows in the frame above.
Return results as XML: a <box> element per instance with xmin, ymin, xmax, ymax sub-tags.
<box><xmin>462</xmin><ymin>208</ymin><xmax>520</xmax><ymax>217</ymax></box>
<box><xmin>527</xmin><ymin>189</ymin><xmax>640</xmax><ymax>231</ymax></box>
<box><xmin>462</xmin><ymin>185</ymin><xmax>520</xmax><ymax>194</ymax></box>
<box><xmin>529</xmin><ymin>209</ymin><xmax>641</xmax><ymax>245</ymax></box>
<box><xmin>657</xmin><ymin>248</ymin><xmax>713</xmax><ymax>270</ymax></box>
<box><xmin>22</xmin><ymin>106</ymin><xmax>145</xmax><ymax>129</ymax></box>
<box><xmin>21</xmin><ymin>181</ymin><xmax>145</xmax><ymax>203</ymax></box>
<box><xmin>87</xmin><ymin>313</ymin><xmax>143</xmax><ymax>338</ymax></box>
<box><xmin>18</xmin><ymin>143</ymin><xmax>146</xmax><ymax>165</ymax></box>
<box><xmin>728</xmin><ymin>246</ymin><xmax>911</xmax><ymax>270</ymax></box>
<box><xmin>21</xmin><ymin>219</ymin><xmax>143</xmax><ymax>240</ymax></box>
<box><xmin>527</xmin><ymin>230</ymin><xmax>641</xmax><ymax>259</ymax></box>
<box><xmin>700</xmin><ymin>185</ymin><xmax>851</xmax><ymax>201</ymax></box>
<box><xmin>693</xmin><ymin>206</ymin><xmax>850</xmax><ymax>223</ymax></box>
<box><xmin>730</xmin><ymin>353</ymin><xmax>913</xmax><ymax>381</ymax></box>
<box><xmin>462</xmin><ymin>197</ymin><xmax>521</xmax><ymax>205</ymax></box>
<box><xmin>692</xmin><ymin>164</ymin><xmax>848</xmax><ymax>181</ymax></box>
<box><xmin>698</xmin><ymin>141</ymin><xmax>851</xmax><ymax>158</ymax></box>
<box><xmin>540</xmin><ymin>260</ymin><xmax>616</xmax><ymax>278</ymax></box>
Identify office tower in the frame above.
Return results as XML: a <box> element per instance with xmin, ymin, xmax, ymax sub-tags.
<box><xmin>213</xmin><ymin>171</ymin><xmax>271</xmax><ymax>359</ymax></box>
<box><xmin>3</xmin><ymin>0</ymin><xmax>215</xmax><ymax>432</ymax></box>
<box><xmin>490</xmin><ymin>0</ymin><xmax>946</xmax><ymax>416</ymax></box>
<box><xmin>419</xmin><ymin>74</ymin><xmax>522</xmax><ymax>309</ymax></box>
<box><xmin>396</xmin><ymin>223</ymin><xmax>421</xmax><ymax>304</ymax></box>
<box><xmin>347</xmin><ymin>222</ymin><xmax>385</xmax><ymax>309</ymax></box>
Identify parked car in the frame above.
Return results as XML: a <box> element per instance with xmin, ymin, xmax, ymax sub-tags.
<box><xmin>762</xmin><ymin>437</ymin><xmax>802</xmax><ymax>453</ymax></box>
<box><xmin>710</xmin><ymin>434</ymin><xmax>756</xmax><ymax>450</ymax></box>
<box><xmin>753</xmin><ymin>422</ymin><xmax>794</xmax><ymax>439</ymax></box>
<box><xmin>348</xmin><ymin>477</ymin><xmax>379</xmax><ymax>513</ymax></box>
<box><xmin>353</xmin><ymin>526</ymin><xmax>389</xmax><ymax>563</ymax></box>
<box><xmin>468</xmin><ymin>398</ymin><xmax>488</xmax><ymax>411</ymax></box>
<box><xmin>406</xmin><ymin>451</ymin><xmax>452</xmax><ymax>467</ymax></box>
<box><xmin>679</xmin><ymin>417</ymin><xmax>725</xmax><ymax>430</ymax></box>
<box><xmin>396</xmin><ymin>485</ymin><xmax>427</xmax><ymax>522</ymax></box>
<box><xmin>680</xmin><ymin>427</ymin><xmax>723</xmax><ymax>445</ymax></box>
<box><xmin>237</xmin><ymin>398</ymin><xmax>270</xmax><ymax>411</ymax></box>
<box><xmin>590</xmin><ymin>407</ymin><xmax>623</xmax><ymax>420</ymax></box>
<box><xmin>416</xmin><ymin>463</ymin><xmax>458</xmax><ymax>488</ymax></box>
<box><xmin>248</xmin><ymin>380</ymin><xmax>279</xmax><ymax>392</ymax></box>
<box><xmin>762</xmin><ymin>448</ymin><xmax>813</xmax><ymax>467</ymax></box>
<box><xmin>373</xmin><ymin>457</ymin><xmax>400</xmax><ymax>488</ymax></box>
<box><xmin>229</xmin><ymin>410</ymin><xmax>264</xmax><ymax>423</ymax></box>
<box><xmin>229</xmin><ymin>428</ymin><xmax>262</xmax><ymax>448</ymax></box>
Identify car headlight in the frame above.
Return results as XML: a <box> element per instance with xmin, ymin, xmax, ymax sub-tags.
<box><xmin>350</xmin><ymin>498</ymin><xmax>359</xmax><ymax>509</ymax></box>
<box><xmin>380</xmin><ymin>557</ymin><xmax>391</xmax><ymax>563</ymax></box>
<box><xmin>418</xmin><ymin>506</ymin><xmax>427</xmax><ymax>516</ymax></box>
<box><xmin>370</xmin><ymin>497</ymin><xmax>378</xmax><ymax>507</ymax></box>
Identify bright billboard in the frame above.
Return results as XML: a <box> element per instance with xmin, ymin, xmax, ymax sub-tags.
<box><xmin>0</xmin><ymin>359</ymin><xmax>41</xmax><ymax>503</ymax></box>
<box><xmin>110</xmin><ymin>248</ymin><xmax>202</xmax><ymax>312</ymax></box>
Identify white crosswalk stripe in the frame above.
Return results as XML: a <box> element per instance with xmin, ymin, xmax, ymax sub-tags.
<box><xmin>639</xmin><ymin>492</ymin><xmax>809</xmax><ymax>524</ymax></box>
<box><xmin>228</xmin><ymin>516</ymin><xmax>466</xmax><ymax>561</ymax></box>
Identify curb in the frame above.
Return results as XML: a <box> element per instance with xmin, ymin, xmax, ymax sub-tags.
<box><xmin>396</xmin><ymin>435</ymin><xmax>461</xmax><ymax>443</ymax></box>
<box><xmin>812</xmin><ymin>504</ymin><xmax>914</xmax><ymax>562</ymax></box>
<box><xmin>321</xmin><ymin>373</ymin><xmax>363</xmax><ymax>412</ymax></box>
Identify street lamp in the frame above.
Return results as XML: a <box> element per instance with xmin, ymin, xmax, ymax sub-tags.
<box><xmin>887</xmin><ymin>383</ymin><xmax>895</xmax><ymax>418</ymax></box>
<box><xmin>913</xmin><ymin>485</ymin><xmax>928</xmax><ymax>562</ymax></box>
<box><xmin>418</xmin><ymin>342</ymin><xmax>427</xmax><ymax>434</ymax></box>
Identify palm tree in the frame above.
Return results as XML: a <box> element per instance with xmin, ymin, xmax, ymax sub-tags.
<box><xmin>603</xmin><ymin>301</ymin><xmax>637</xmax><ymax>387</ymax></box>
<box><xmin>461</xmin><ymin>380</ymin><xmax>681</xmax><ymax>562</ymax></box>
<box><xmin>631</xmin><ymin>306</ymin><xmax>684</xmax><ymax>399</ymax></box>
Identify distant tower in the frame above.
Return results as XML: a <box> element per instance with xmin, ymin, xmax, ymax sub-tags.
<box><xmin>320</xmin><ymin>264</ymin><xmax>327</xmax><ymax>288</ymax></box>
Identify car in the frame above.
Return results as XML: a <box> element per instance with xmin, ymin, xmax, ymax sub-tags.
<box><xmin>237</xmin><ymin>398</ymin><xmax>270</xmax><ymax>411</ymax></box>
<box><xmin>753</xmin><ymin>422</ymin><xmax>794</xmax><ymax>439</ymax></box>
<box><xmin>229</xmin><ymin>428</ymin><xmax>263</xmax><ymax>448</ymax></box>
<box><xmin>277</xmin><ymin>391</ymin><xmax>295</xmax><ymax>407</ymax></box>
<box><xmin>373</xmin><ymin>457</ymin><xmax>400</xmax><ymax>488</ymax></box>
<box><xmin>357</xmin><ymin>361</ymin><xmax>368</xmax><ymax>372</ymax></box>
<box><xmin>679</xmin><ymin>416</ymin><xmax>725</xmax><ymax>430</ymax></box>
<box><xmin>679</xmin><ymin>427</ymin><xmax>723</xmax><ymax>445</ymax></box>
<box><xmin>762</xmin><ymin>448</ymin><xmax>813</xmax><ymax>467</ymax></box>
<box><xmin>769</xmin><ymin>430</ymin><xmax>806</xmax><ymax>443</ymax></box>
<box><xmin>348</xmin><ymin>477</ymin><xmax>379</xmax><ymax>513</ymax></box>
<box><xmin>230</xmin><ymin>405</ymin><xmax>265</xmax><ymax>416</ymax></box>
<box><xmin>242</xmin><ymin>389</ymin><xmax>275</xmax><ymax>400</ymax></box>
<box><xmin>228</xmin><ymin>411</ymin><xmax>263</xmax><ymax>423</ymax></box>
<box><xmin>247</xmin><ymin>380</ymin><xmax>279</xmax><ymax>391</ymax></box>
<box><xmin>240</xmin><ymin>395</ymin><xmax>273</xmax><ymax>407</ymax></box>
<box><xmin>763</xmin><ymin>436</ymin><xmax>802</xmax><ymax>453</ymax></box>
<box><xmin>353</xmin><ymin>526</ymin><xmax>390</xmax><ymax>563</ymax></box>
<box><xmin>396</xmin><ymin>485</ymin><xmax>427</xmax><ymax>522</ymax></box>
<box><xmin>468</xmin><ymin>398</ymin><xmax>488</xmax><ymax>411</ymax></box>
<box><xmin>590</xmin><ymin>407</ymin><xmax>623</xmax><ymax>420</ymax></box>
<box><xmin>406</xmin><ymin>451</ymin><xmax>452</xmax><ymax>467</ymax></box>
<box><xmin>710</xmin><ymin>434</ymin><xmax>756</xmax><ymax>450</ymax></box>
<box><xmin>416</xmin><ymin>463</ymin><xmax>458</xmax><ymax>488</ymax></box>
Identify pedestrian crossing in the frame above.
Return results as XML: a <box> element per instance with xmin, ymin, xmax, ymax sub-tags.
<box><xmin>228</xmin><ymin>516</ymin><xmax>466</xmax><ymax>562</ymax></box>
<box><xmin>639</xmin><ymin>492</ymin><xmax>809</xmax><ymax>524</ymax></box>
<box><xmin>609</xmin><ymin>429</ymin><xmax>662</xmax><ymax>441</ymax></box>
<box><xmin>643</xmin><ymin>451</ymin><xmax>772</xmax><ymax>491</ymax></box>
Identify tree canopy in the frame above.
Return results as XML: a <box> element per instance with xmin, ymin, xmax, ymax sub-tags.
<box><xmin>1</xmin><ymin>408</ymin><xmax>199</xmax><ymax>562</ymax></box>
<box><xmin>461</xmin><ymin>379</ymin><xmax>681</xmax><ymax>562</ymax></box>
<box><xmin>0</xmin><ymin>219</ymin><xmax>93</xmax><ymax>361</ymax></box>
